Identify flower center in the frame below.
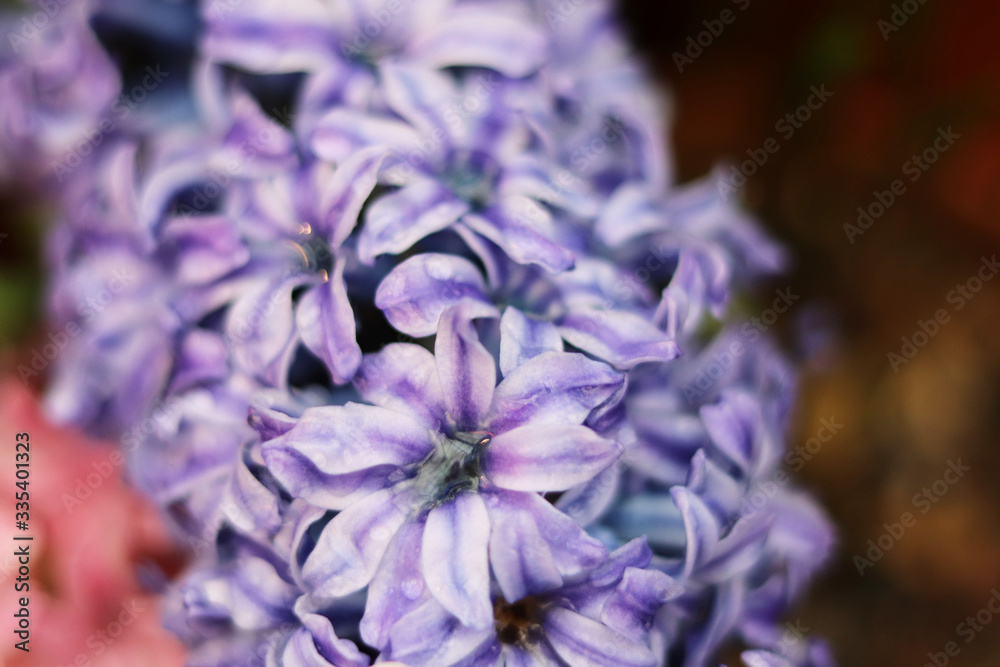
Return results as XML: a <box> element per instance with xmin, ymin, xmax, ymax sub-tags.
<box><xmin>443</xmin><ymin>149</ymin><xmax>502</xmax><ymax>210</ymax></box>
<box><xmin>494</xmin><ymin>595</ymin><xmax>546</xmax><ymax>646</ymax></box>
<box><xmin>413</xmin><ymin>430</ymin><xmax>492</xmax><ymax>507</ymax></box>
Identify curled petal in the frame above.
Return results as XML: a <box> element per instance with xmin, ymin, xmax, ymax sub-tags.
<box><xmin>488</xmin><ymin>351</ymin><xmax>625</xmax><ymax>434</ymax></box>
<box><xmin>375</xmin><ymin>253</ymin><xmax>492</xmax><ymax>338</ymax></box>
<box><xmin>296</xmin><ymin>261</ymin><xmax>362</xmax><ymax>384</ymax></box>
<box><xmin>358</xmin><ymin>179</ymin><xmax>469</xmax><ymax>264</ymax></box>
<box><xmin>463</xmin><ymin>199</ymin><xmax>575</xmax><ymax>274</ymax></box>
<box><xmin>279</xmin><ymin>609</ymin><xmax>370</xmax><ymax>667</ymax></box>
<box><xmin>559</xmin><ymin>308</ymin><xmax>680</xmax><ymax>369</ymax></box>
<box><xmin>318</xmin><ymin>145</ymin><xmax>387</xmax><ymax>248</ymax></box>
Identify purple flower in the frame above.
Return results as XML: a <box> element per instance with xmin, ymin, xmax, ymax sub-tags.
<box><xmin>310</xmin><ymin>64</ymin><xmax>591</xmax><ymax>273</ymax></box>
<box><xmin>371</xmin><ymin>536</ymin><xmax>678</xmax><ymax>667</ymax></box>
<box><xmin>375</xmin><ymin>252</ymin><xmax>681</xmax><ymax>370</ymax></box>
<box><xmin>167</xmin><ymin>503</ymin><xmax>371</xmax><ymax>667</ymax></box>
<box><xmin>261</xmin><ymin>303</ymin><xmax>624</xmax><ymax>624</ymax></box>
<box><xmin>201</xmin><ymin>0</ymin><xmax>547</xmax><ymax>104</ymax></box>
<box><xmin>33</xmin><ymin>0</ymin><xmax>838</xmax><ymax>664</ymax></box>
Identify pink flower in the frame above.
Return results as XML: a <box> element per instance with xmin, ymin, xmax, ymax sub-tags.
<box><xmin>0</xmin><ymin>379</ymin><xmax>187</xmax><ymax>667</ymax></box>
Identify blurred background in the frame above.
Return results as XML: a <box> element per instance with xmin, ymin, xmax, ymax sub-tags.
<box><xmin>619</xmin><ymin>0</ymin><xmax>1000</xmax><ymax>664</ymax></box>
<box><xmin>1</xmin><ymin>0</ymin><xmax>999</xmax><ymax>665</ymax></box>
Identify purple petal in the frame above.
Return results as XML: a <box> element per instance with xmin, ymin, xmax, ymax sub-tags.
<box><xmin>282</xmin><ymin>612</ymin><xmax>370</xmax><ymax>667</ymax></box>
<box><xmin>486</xmin><ymin>491</ymin><xmax>606</xmax><ymax>602</ymax></box>
<box><xmin>545</xmin><ymin>607</ymin><xmax>656</xmax><ymax>667</ymax></box>
<box><xmin>225</xmin><ymin>273</ymin><xmax>307</xmax><ymax>386</ymax></box>
<box><xmin>435</xmin><ymin>302</ymin><xmax>498</xmax><ymax>430</ymax></box>
<box><xmin>422</xmin><ymin>493</ymin><xmax>493</xmax><ymax>630</ymax></box>
<box><xmin>700</xmin><ymin>390</ymin><xmax>770</xmax><ymax>475</ymax></box>
<box><xmin>483</xmin><ymin>424</ymin><xmax>621</xmax><ymax>492</ymax></box>
<box><xmin>411</xmin><ymin>3</ymin><xmax>546</xmax><ymax>78</ymax></box>
<box><xmin>265</xmin><ymin>403</ymin><xmax>433</xmax><ymax>476</ymax></box>
<box><xmin>358</xmin><ymin>179</ymin><xmax>469</xmax><ymax>264</ymax></box>
<box><xmin>488</xmin><ymin>351</ymin><xmax>624</xmax><ymax>434</ymax></box>
<box><xmin>671</xmin><ymin>486</ymin><xmax>722</xmax><ymax>580</ymax></box>
<box><xmin>361</xmin><ymin>521</ymin><xmax>428</xmax><ymax>649</ymax></box>
<box><xmin>296</xmin><ymin>262</ymin><xmax>362</xmax><ymax>384</ymax></box>
<box><xmin>600</xmin><ymin>567</ymin><xmax>680</xmax><ymax>645</ymax></box>
<box><xmin>261</xmin><ymin>442</ymin><xmax>396</xmax><ymax>511</ymax></box>
<box><xmin>498</xmin><ymin>307</ymin><xmax>563</xmax><ymax>377</ymax></box>
<box><xmin>379</xmin><ymin>63</ymin><xmax>455</xmax><ymax>142</ymax></box>
<box><xmin>161</xmin><ymin>215</ymin><xmax>251</xmax><ymax>286</ymax></box>
<box><xmin>247</xmin><ymin>390</ymin><xmax>306</xmax><ymax>441</ymax></box>
<box><xmin>301</xmin><ymin>486</ymin><xmax>415</xmax><ymax>598</ymax></box>
<box><xmin>558</xmin><ymin>308</ymin><xmax>680</xmax><ymax>369</ymax></box>
<box><xmin>222</xmin><ymin>445</ymin><xmax>283</xmax><ymax>538</ymax></box>
<box><xmin>555</xmin><ymin>464</ymin><xmax>621</xmax><ymax>528</ymax></box>
<box><xmin>384</xmin><ymin>597</ymin><xmax>498</xmax><ymax>667</ymax></box>
<box><xmin>219</xmin><ymin>89</ymin><xmax>298</xmax><ymax>177</ymax></box>
<box><xmin>169</xmin><ymin>329</ymin><xmax>229</xmax><ymax>394</ymax></box>
<box><xmin>311</xmin><ymin>108</ymin><xmax>423</xmax><ymax>165</ymax></box>
<box><xmin>355</xmin><ymin>343</ymin><xmax>448</xmax><ymax>431</ymax></box>
<box><xmin>202</xmin><ymin>1</ymin><xmax>337</xmax><ymax>73</ymax></box>
<box><xmin>463</xmin><ymin>199</ymin><xmax>575</xmax><ymax>274</ymax></box>
<box><xmin>318</xmin><ymin>145</ymin><xmax>387</xmax><ymax>248</ymax></box>
<box><xmin>375</xmin><ymin>253</ymin><xmax>492</xmax><ymax>338</ymax></box>
<box><xmin>594</xmin><ymin>183</ymin><xmax>666</xmax><ymax>248</ymax></box>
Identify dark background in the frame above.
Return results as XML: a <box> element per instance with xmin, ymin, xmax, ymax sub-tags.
<box><xmin>619</xmin><ymin>0</ymin><xmax>1000</xmax><ymax>664</ymax></box>
<box><xmin>2</xmin><ymin>0</ymin><xmax>999</xmax><ymax>665</ymax></box>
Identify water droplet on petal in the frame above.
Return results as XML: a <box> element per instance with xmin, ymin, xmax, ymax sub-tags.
<box><xmin>402</xmin><ymin>578</ymin><xmax>424</xmax><ymax>600</ymax></box>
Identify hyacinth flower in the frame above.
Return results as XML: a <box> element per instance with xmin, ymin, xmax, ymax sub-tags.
<box><xmin>261</xmin><ymin>303</ymin><xmax>623</xmax><ymax>610</ymax></box>
<box><xmin>201</xmin><ymin>0</ymin><xmax>547</xmax><ymax>136</ymax></box>
<box><xmin>8</xmin><ymin>0</ymin><xmax>842</xmax><ymax>664</ymax></box>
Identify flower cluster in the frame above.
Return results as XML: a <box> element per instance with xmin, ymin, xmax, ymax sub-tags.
<box><xmin>7</xmin><ymin>0</ymin><xmax>835</xmax><ymax>665</ymax></box>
